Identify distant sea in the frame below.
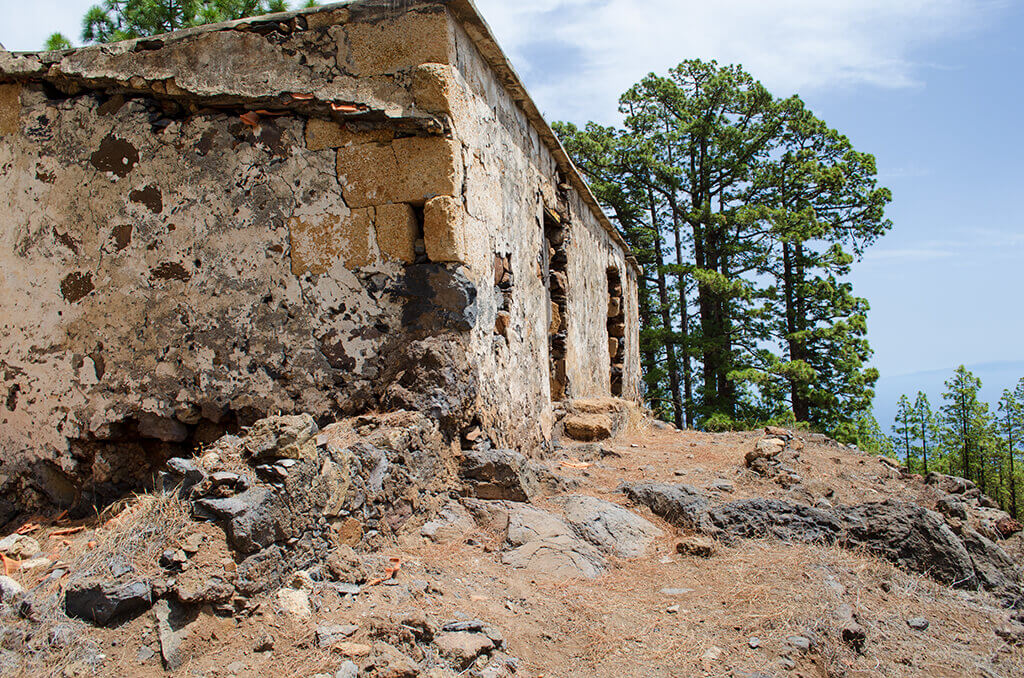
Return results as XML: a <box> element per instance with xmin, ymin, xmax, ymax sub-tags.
<box><xmin>873</xmin><ymin>360</ymin><xmax>1024</xmax><ymax>430</ymax></box>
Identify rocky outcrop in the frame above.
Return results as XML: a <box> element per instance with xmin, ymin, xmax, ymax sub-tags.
<box><xmin>501</xmin><ymin>504</ymin><xmax>606</xmax><ymax>579</ymax></box>
<box><xmin>620</xmin><ymin>482</ymin><xmax>714</xmax><ymax>533</ymax></box>
<box><xmin>557</xmin><ymin>494</ymin><xmax>663</xmax><ymax>559</ymax></box>
<box><xmin>841</xmin><ymin>500</ymin><xmax>976</xmax><ymax>588</ymax></box>
<box><xmin>957</xmin><ymin>527</ymin><xmax>1023</xmax><ymax>598</ymax></box>
<box><xmin>623</xmin><ymin>482</ymin><xmax>1022</xmax><ymax>603</ymax></box>
<box><xmin>709</xmin><ymin>499</ymin><xmax>844</xmax><ymax>544</ymax></box>
<box><xmin>468</xmin><ymin>494</ymin><xmax>662</xmax><ymax>579</ymax></box>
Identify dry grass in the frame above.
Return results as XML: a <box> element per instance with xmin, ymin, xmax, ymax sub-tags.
<box><xmin>69</xmin><ymin>491</ymin><xmax>191</xmax><ymax>584</ymax></box>
<box><xmin>1</xmin><ymin>491</ymin><xmax>191</xmax><ymax>677</ymax></box>
<box><xmin>624</xmin><ymin>404</ymin><xmax>654</xmax><ymax>437</ymax></box>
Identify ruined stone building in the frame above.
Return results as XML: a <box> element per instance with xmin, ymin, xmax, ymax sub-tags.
<box><xmin>0</xmin><ymin>0</ymin><xmax>640</xmax><ymax>519</ymax></box>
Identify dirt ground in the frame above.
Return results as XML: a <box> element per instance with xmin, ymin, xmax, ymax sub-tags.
<box><xmin>3</xmin><ymin>423</ymin><xmax>1023</xmax><ymax>677</ymax></box>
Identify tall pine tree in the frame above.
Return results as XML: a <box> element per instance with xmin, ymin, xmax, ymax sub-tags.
<box><xmin>751</xmin><ymin>102</ymin><xmax>889</xmax><ymax>434</ymax></box>
<box><xmin>939</xmin><ymin>366</ymin><xmax>988</xmax><ymax>484</ymax></box>
<box><xmin>913</xmin><ymin>391</ymin><xmax>936</xmax><ymax>474</ymax></box>
<box><xmin>557</xmin><ymin>60</ymin><xmax>889</xmax><ymax>438</ymax></box>
<box><xmin>997</xmin><ymin>381</ymin><xmax>1023</xmax><ymax>517</ymax></box>
<box><xmin>892</xmin><ymin>395</ymin><xmax>916</xmax><ymax>471</ymax></box>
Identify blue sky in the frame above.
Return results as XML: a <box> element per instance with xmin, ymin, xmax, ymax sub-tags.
<box><xmin>2</xmin><ymin>0</ymin><xmax>1021</xmax><ymax>426</ymax></box>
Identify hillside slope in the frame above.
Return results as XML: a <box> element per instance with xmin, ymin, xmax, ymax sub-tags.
<box><xmin>1</xmin><ymin>406</ymin><xmax>1022</xmax><ymax>677</ymax></box>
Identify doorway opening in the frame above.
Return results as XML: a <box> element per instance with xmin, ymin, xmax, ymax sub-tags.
<box><xmin>544</xmin><ymin>208</ymin><xmax>569</xmax><ymax>400</ymax></box>
<box><xmin>607</xmin><ymin>267</ymin><xmax>625</xmax><ymax>397</ymax></box>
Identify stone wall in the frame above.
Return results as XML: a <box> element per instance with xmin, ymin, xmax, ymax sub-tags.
<box><xmin>443</xmin><ymin>9</ymin><xmax>642</xmax><ymax>450</ymax></box>
<box><xmin>0</xmin><ymin>0</ymin><xmax>640</xmax><ymax>517</ymax></box>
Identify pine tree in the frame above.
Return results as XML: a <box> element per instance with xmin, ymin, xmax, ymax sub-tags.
<box><xmin>44</xmin><ymin>33</ymin><xmax>74</xmax><ymax>50</ymax></box>
<box><xmin>618</xmin><ymin>61</ymin><xmax>796</xmax><ymax>422</ymax></box>
<box><xmin>78</xmin><ymin>0</ymin><xmax>302</xmax><ymax>43</ymax></box>
<box><xmin>751</xmin><ymin>102</ymin><xmax>890</xmax><ymax>432</ymax></box>
<box><xmin>997</xmin><ymin>380</ymin><xmax>1023</xmax><ymax>517</ymax></box>
<box><xmin>892</xmin><ymin>394</ymin><xmax>916</xmax><ymax>471</ymax></box>
<box><xmin>939</xmin><ymin>366</ymin><xmax>988</xmax><ymax>484</ymax></box>
<box><xmin>854</xmin><ymin>412</ymin><xmax>894</xmax><ymax>457</ymax></box>
<box><xmin>555</xmin><ymin>60</ymin><xmax>889</xmax><ymax>436</ymax></box>
<box><xmin>913</xmin><ymin>391</ymin><xmax>936</xmax><ymax>474</ymax></box>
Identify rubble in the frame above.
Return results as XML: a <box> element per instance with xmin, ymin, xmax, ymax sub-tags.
<box><xmin>0</xmin><ymin>534</ymin><xmax>40</xmax><ymax>559</ymax></box>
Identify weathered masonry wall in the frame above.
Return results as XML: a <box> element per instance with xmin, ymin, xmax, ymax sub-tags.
<box><xmin>443</xmin><ymin>8</ymin><xmax>642</xmax><ymax>432</ymax></box>
<box><xmin>0</xmin><ymin>3</ymin><xmax>476</xmax><ymax>513</ymax></box>
<box><xmin>0</xmin><ymin>0</ymin><xmax>641</xmax><ymax>517</ymax></box>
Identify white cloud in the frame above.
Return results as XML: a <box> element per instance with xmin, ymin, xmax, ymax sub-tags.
<box><xmin>1</xmin><ymin>0</ymin><xmax>1004</xmax><ymax>123</ymax></box>
<box><xmin>474</xmin><ymin>0</ymin><xmax>1005</xmax><ymax>123</ymax></box>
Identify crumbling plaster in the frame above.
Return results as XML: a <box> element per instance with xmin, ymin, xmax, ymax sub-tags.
<box><xmin>440</xmin><ymin>12</ymin><xmax>642</xmax><ymax>449</ymax></box>
<box><xmin>0</xmin><ymin>0</ymin><xmax>641</xmax><ymax>515</ymax></box>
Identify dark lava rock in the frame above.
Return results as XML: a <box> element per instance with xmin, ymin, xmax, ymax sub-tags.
<box><xmin>710</xmin><ymin>499</ymin><xmax>844</xmax><ymax>544</ymax></box>
<box><xmin>65</xmin><ymin>580</ymin><xmax>152</xmax><ymax>626</ymax></box>
<box><xmin>840</xmin><ymin>500</ymin><xmax>976</xmax><ymax>588</ymax></box>
<box><xmin>161</xmin><ymin>457</ymin><xmax>206</xmax><ymax>495</ymax></box>
<box><xmin>621</xmin><ymin>482</ymin><xmax>714</xmax><ymax>532</ymax></box>
<box><xmin>460</xmin><ymin>448</ymin><xmax>538</xmax><ymax>502</ymax></box>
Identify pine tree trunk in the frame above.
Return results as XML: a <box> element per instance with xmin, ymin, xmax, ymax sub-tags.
<box><xmin>782</xmin><ymin>241</ymin><xmax>809</xmax><ymax>421</ymax></box>
<box><xmin>649</xmin><ymin>190</ymin><xmax>684</xmax><ymax>429</ymax></box>
<box><xmin>668</xmin><ymin>194</ymin><xmax>694</xmax><ymax>428</ymax></box>
<box><xmin>1008</xmin><ymin>425</ymin><xmax>1017</xmax><ymax>518</ymax></box>
<box><xmin>664</xmin><ymin>126</ymin><xmax>694</xmax><ymax>428</ymax></box>
<box><xmin>904</xmin><ymin>414</ymin><xmax>912</xmax><ymax>471</ymax></box>
<box><xmin>793</xmin><ymin>241</ymin><xmax>810</xmax><ymax>422</ymax></box>
<box><xmin>1011</xmin><ymin>437</ymin><xmax>1018</xmax><ymax>518</ymax></box>
<box><xmin>961</xmin><ymin>396</ymin><xmax>971</xmax><ymax>481</ymax></box>
<box><xmin>693</xmin><ymin>142</ymin><xmax>720</xmax><ymax>419</ymax></box>
<box><xmin>921</xmin><ymin>421</ymin><xmax>929</xmax><ymax>474</ymax></box>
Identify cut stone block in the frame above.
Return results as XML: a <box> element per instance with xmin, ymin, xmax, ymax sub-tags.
<box><xmin>305</xmin><ymin>119</ymin><xmax>392</xmax><ymax>151</ymax></box>
<box><xmin>411</xmin><ymin>63</ymin><xmax>461</xmax><ymax>114</ymax></box>
<box><xmin>392</xmin><ymin>135</ymin><xmax>461</xmax><ymax>203</ymax></box>
<box><xmin>0</xmin><ymin>83</ymin><xmax>19</xmax><ymax>135</ymax></box>
<box><xmin>337</xmin><ymin>136</ymin><xmax>460</xmax><ymax>208</ymax></box>
<box><xmin>374</xmin><ymin>203</ymin><xmax>419</xmax><ymax>264</ymax></box>
<box><xmin>344</xmin><ymin>11</ymin><xmax>453</xmax><ymax>76</ymax></box>
<box><xmin>423</xmin><ymin>195</ymin><xmax>466</xmax><ymax>263</ymax></box>
<box><xmin>288</xmin><ymin>209</ymin><xmax>375</xmax><ymax>275</ymax></box>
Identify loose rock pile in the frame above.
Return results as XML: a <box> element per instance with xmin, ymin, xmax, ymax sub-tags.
<box><xmin>744</xmin><ymin>426</ymin><xmax>805</xmax><ymax>487</ymax></box>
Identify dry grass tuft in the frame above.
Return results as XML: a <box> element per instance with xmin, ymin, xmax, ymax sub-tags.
<box><xmin>69</xmin><ymin>491</ymin><xmax>191</xmax><ymax>584</ymax></box>
<box><xmin>0</xmin><ymin>491</ymin><xmax>191</xmax><ymax>677</ymax></box>
<box><xmin>624</xmin><ymin>403</ymin><xmax>654</xmax><ymax>436</ymax></box>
